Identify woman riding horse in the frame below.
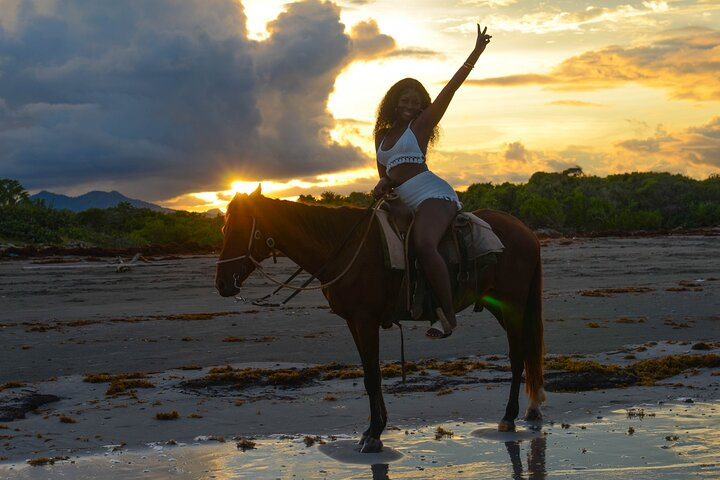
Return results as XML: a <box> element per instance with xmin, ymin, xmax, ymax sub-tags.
<box><xmin>216</xmin><ymin>23</ymin><xmax>544</xmax><ymax>454</ymax></box>
<box><xmin>373</xmin><ymin>25</ymin><xmax>492</xmax><ymax>339</ymax></box>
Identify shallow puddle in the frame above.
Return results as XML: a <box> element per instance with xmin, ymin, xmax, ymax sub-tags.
<box><xmin>2</xmin><ymin>401</ymin><xmax>718</xmax><ymax>479</ymax></box>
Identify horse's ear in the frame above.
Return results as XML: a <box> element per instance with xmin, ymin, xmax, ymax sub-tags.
<box><xmin>250</xmin><ymin>184</ymin><xmax>262</xmax><ymax>197</ymax></box>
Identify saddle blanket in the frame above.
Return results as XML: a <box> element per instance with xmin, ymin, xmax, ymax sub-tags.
<box><xmin>375</xmin><ymin>210</ymin><xmax>505</xmax><ymax>270</ymax></box>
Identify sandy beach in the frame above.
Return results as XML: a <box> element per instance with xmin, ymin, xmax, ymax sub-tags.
<box><xmin>1</xmin><ymin>234</ymin><xmax>719</xmax><ymax>478</ymax></box>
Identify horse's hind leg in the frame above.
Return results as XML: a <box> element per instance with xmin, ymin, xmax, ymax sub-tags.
<box><xmin>525</xmin><ymin>391</ymin><xmax>545</xmax><ymax>421</ymax></box>
<box><xmin>499</xmin><ymin>328</ymin><xmax>524</xmax><ymax>432</ymax></box>
<box><xmin>347</xmin><ymin>315</ymin><xmax>386</xmax><ymax>453</ymax></box>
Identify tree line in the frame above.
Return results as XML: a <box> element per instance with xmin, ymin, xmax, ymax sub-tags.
<box><xmin>0</xmin><ymin>179</ymin><xmax>224</xmax><ymax>249</ymax></box>
<box><xmin>458</xmin><ymin>168</ymin><xmax>719</xmax><ymax>232</ymax></box>
<box><xmin>1</xmin><ymin>170</ymin><xmax>718</xmax><ymax>249</ymax></box>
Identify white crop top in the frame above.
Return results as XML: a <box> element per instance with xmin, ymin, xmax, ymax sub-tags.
<box><xmin>376</xmin><ymin>123</ymin><xmax>426</xmax><ymax>173</ymax></box>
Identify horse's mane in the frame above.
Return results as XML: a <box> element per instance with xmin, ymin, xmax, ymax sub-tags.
<box><xmin>227</xmin><ymin>194</ymin><xmax>369</xmax><ymax>252</ymax></box>
<box><xmin>266</xmin><ymin>198</ymin><xmax>369</xmax><ymax>252</ymax></box>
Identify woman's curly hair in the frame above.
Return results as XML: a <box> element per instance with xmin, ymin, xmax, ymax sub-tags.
<box><xmin>374</xmin><ymin>78</ymin><xmax>439</xmax><ymax>146</ymax></box>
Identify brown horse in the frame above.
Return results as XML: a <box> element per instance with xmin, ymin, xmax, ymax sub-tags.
<box><xmin>215</xmin><ymin>187</ymin><xmax>544</xmax><ymax>453</ymax></box>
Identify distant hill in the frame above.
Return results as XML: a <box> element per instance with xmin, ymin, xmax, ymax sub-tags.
<box><xmin>203</xmin><ymin>208</ymin><xmax>225</xmax><ymax>218</ymax></box>
<box><xmin>31</xmin><ymin>190</ymin><xmax>174</xmax><ymax>213</ymax></box>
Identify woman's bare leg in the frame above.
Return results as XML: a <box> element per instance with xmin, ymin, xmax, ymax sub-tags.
<box><xmin>412</xmin><ymin>198</ymin><xmax>457</xmax><ymax>337</ymax></box>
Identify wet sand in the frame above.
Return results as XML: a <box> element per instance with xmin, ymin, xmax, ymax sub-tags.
<box><xmin>0</xmin><ymin>234</ymin><xmax>719</xmax><ymax>477</ymax></box>
<box><xmin>3</xmin><ymin>402</ymin><xmax>718</xmax><ymax>479</ymax></box>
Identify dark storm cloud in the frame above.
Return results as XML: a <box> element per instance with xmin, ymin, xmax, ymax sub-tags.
<box><xmin>0</xmin><ymin>0</ymin><xmax>395</xmax><ymax>199</ymax></box>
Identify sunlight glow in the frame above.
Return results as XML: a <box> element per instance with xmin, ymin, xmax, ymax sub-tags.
<box><xmin>192</xmin><ymin>191</ymin><xmax>222</xmax><ymax>204</ymax></box>
<box><xmin>231</xmin><ymin>180</ymin><xmax>286</xmax><ymax>195</ymax></box>
<box><xmin>231</xmin><ymin>167</ymin><xmax>377</xmax><ymax>196</ymax></box>
<box><xmin>242</xmin><ymin>0</ymin><xmax>287</xmax><ymax>40</ymax></box>
<box><xmin>161</xmin><ymin>166</ymin><xmax>379</xmax><ymax>212</ymax></box>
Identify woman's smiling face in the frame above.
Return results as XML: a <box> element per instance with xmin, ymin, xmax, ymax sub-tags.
<box><xmin>396</xmin><ymin>88</ymin><xmax>422</xmax><ymax>122</ymax></box>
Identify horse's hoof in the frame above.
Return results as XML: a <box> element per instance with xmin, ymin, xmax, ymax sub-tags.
<box><xmin>359</xmin><ymin>436</ymin><xmax>383</xmax><ymax>453</ymax></box>
<box><xmin>498</xmin><ymin>420</ymin><xmax>516</xmax><ymax>432</ymax></box>
<box><xmin>524</xmin><ymin>408</ymin><xmax>543</xmax><ymax>422</ymax></box>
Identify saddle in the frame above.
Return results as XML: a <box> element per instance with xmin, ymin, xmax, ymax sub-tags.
<box><xmin>376</xmin><ymin>195</ymin><xmax>505</xmax><ymax>328</ymax></box>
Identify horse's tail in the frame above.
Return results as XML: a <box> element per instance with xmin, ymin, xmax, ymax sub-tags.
<box><xmin>523</xmin><ymin>255</ymin><xmax>545</xmax><ymax>403</ymax></box>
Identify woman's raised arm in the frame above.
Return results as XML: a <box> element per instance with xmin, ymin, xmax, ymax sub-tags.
<box><xmin>414</xmin><ymin>25</ymin><xmax>491</xmax><ymax>135</ymax></box>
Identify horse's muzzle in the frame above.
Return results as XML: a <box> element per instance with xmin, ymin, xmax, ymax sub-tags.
<box><xmin>215</xmin><ymin>278</ymin><xmax>238</xmax><ymax>297</ymax></box>
<box><xmin>215</xmin><ymin>270</ymin><xmax>243</xmax><ymax>297</ymax></box>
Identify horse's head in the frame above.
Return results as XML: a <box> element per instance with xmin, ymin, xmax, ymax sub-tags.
<box><xmin>215</xmin><ymin>185</ymin><xmax>272</xmax><ymax>297</ymax></box>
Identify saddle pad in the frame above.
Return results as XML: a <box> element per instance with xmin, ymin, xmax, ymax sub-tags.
<box><xmin>454</xmin><ymin>212</ymin><xmax>505</xmax><ymax>260</ymax></box>
<box><xmin>375</xmin><ymin>210</ymin><xmax>505</xmax><ymax>270</ymax></box>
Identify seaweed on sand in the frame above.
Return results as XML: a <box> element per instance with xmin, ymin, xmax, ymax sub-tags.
<box><xmin>544</xmin><ymin>354</ymin><xmax>720</xmax><ymax>391</ymax></box>
<box><xmin>83</xmin><ymin>372</ymin><xmax>155</xmax><ymax>397</ymax></box>
<box><xmin>182</xmin><ymin>359</ymin><xmax>503</xmax><ymax>391</ymax></box>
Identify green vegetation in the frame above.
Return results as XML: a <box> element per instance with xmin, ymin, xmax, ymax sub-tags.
<box><xmin>0</xmin><ymin>179</ymin><xmax>224</xmax><ymax>249</ymax></box>
<box><xmin>295</xmin><ymin>170</ymin><xmax>720</xmax><ymax>233</ymax></box>
<box><xmin>1</xmin><ymin>170</ymin><xmax>718</xmax><ymax>251</ymax></box>
<box><xmin>297</xmin><ymin>190</ymin><xmax>374</xmax><ymax>207</ymax></box>
<box><xmin>459</xmin><ymin>168</ymin><xmax>720</xmax><ymax>232</ymax></box>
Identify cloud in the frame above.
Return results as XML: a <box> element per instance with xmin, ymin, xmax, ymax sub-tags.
<box><xmin>468</xmin><ymin>74</ymin><xmax>554</xmax><ymax>86</ymax></box>
<box><xmin>430</xmin><ymin>142</ymin><xmax>584</xmax><ymax>188</ymax></box>
<box><xmin>546</xmin><ymin>100</ymin><xmax>605</xmax><ymax>107</ymax></box>
<box><xmin>616</xmin><ymin>117</ymin><xmax>720</xmax><ymax>168</ymax></box>
<box><xmin>347</xmin><ymin>19</ymin><xmax>395</xmax><ymax>60</ymax></box>
<box><xmin>429</xmin><ymin>116</ymin><xmax>719</xmax><ymax>190</ymax></box>
<box><xmin>386</xmin><ymin>47</ymin><xmax>444</xmax><ymax>59</ymax></box>
<box><xmin>0</xmin><ymin>0</ymin><xmax>397</xmax><ymax>200</ymax></box>
<box><xmin>458</xmin><ymin>0</ymin><xmax>518</xmax><ymax>7</ymax></box>
<box><xmin>468</xmin><ymin>27</ymin><xmax>720</xmax><ymax>101</ymax></box>
<box><xmin>481</xmin><ymin>1</ymin><xmax>674</xmax><ymax>35</ymax></box>
<box><xmin>504</xmin><ymin>141</ymin><xmax>527</xmax><ymax>162</ymax></box>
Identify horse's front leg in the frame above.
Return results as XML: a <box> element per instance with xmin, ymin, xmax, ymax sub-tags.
<box><xmin>347</xmin><ymin>314</ymin><xmax>386</xmax><ymax>453</ymax></box>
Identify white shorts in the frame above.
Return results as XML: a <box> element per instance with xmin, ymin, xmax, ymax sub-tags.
<box><xmin>393</xmin><ymin>170</ymin><xmax>462</xmax><ymax>212</ymax></box>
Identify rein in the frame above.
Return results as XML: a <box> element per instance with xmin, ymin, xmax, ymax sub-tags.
<box><xmin>217</xmin><ymin>199</ymin><xmax>385</xmax><ymax>294</ymax></box>
<box><xmin>218</xmin><ymin>198</ymin><xmax>409</xmax><ymax>382</ymax></box>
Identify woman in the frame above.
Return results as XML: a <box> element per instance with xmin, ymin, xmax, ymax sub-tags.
<box><xmin>373</xmin><ymin>25</ymin><xmax>491</xmax><ymax>338</ymax></box>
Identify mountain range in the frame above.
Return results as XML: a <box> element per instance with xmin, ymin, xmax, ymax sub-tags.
<box><xmin>31</xmin><ymin>190</ymin><xmax>175</xmax><ymax>213</ymax></box>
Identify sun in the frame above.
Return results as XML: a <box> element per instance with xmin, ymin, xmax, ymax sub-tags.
<box><xmin>231</xmin><ymin>180</ymin><xmax>263</xmax><ymax>195</ymax></box>
<box><xmin>230</xmin><ymin>180</ymin><xmax>291</xmax><ymax>196</ymax></box>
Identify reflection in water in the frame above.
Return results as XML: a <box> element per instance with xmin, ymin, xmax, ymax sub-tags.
<box><xmin>372</xmin><ymin>462</ymin><xmax>390</xmax><ymax>480</ymax></box>
<box><xmin>506</xmin><ymin>440</ymin><xmax>524</xmax><ymax>479</ymax></box>
<box><xmin>2</xmin><ymin>402</ymin><xmax>717</xmax><ymax>479</ymax></box>
<box><xmin>528</xmin><ymin>437</ymin><xmax>547</xmax><ymax>480</ymax></box>
<box><xmin>505</xmin><ymin>437</ymin><xmax>547</xmax><ymax>480</ymax></box>
<box><xmin>371</xmin><ymin>436</ymin><xmax>547</xmax><ymax>480</ymax></box>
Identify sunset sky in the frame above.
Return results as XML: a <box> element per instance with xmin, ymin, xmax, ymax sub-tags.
<box><xmin>1</xmin><ymin>0</ymin><xmax>718</xmax><ymax>211</ymax></box>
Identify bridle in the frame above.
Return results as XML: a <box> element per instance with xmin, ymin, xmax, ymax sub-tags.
<box><xmin>215</xmin><ymin>216</ymin><xmax>278</xmax><ymax>293</ymax></box>
<box><xmin>216</xmin><ymin>200</ymin><xmax>384</xmax><ymax>294</ymax></box>
<box><xmin>216</xmin><ymin>217</ymin><xmax>275</xmax><ymax>266</ymax></box>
